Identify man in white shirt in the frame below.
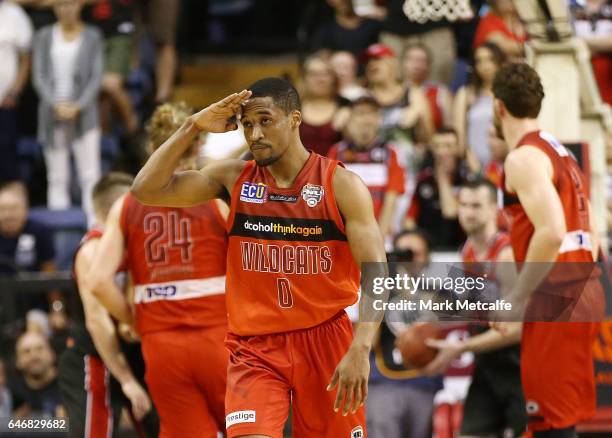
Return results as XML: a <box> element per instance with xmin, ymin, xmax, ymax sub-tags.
<box><xmin>0</xmin><ymin>0</ymin><xmax>33</xmax><ymax>181</ymax></box>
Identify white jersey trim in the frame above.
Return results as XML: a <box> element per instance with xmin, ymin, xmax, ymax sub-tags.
<box><xmin>558</xmin><ymin>230</ymin><xmax>592</xmax><ymax>254</ymax></box>
<box><xmin>134</xmin><ymin>276</ymin><xmax>226</xmax><ymax>304</ymax></box>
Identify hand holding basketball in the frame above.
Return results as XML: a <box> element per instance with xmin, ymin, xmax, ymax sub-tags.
<box><xmin>395</xmin><ymin>322</ymin><xmax>444</xmax><ymax>369</ymax></box>
<box><xmin>192</xmin><ymin>89</ymin><xmax>252</xmax><ymax>133</ymax></box>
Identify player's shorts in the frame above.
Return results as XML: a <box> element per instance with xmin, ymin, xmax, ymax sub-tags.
<box><xmin>59</xmin><ymin>347</ymin><xmax>123</xmax><ymax>438</ymax></box>
<box><xmin>521</xmin><ymin>322</ymin><xmax>599</xmax><ymax>431</ymax></box>
<box><xmin>141</xmin><ymin>323</ymin><xmax>228</xmax><ymax>438</ymax></box>
<box><xmin>59</xmin><ymin>344</ymin><xmax>160</xmax><ymax>438</ymax></box>
<box><xmin>224</xmin><ymin>311</ymin><xmax>366</xmax><ymax>438</ymax></box>
<box><xmin>460</xmin><ymin>352</ymin><xmax>527</xmax><ymax>437</ymax></box>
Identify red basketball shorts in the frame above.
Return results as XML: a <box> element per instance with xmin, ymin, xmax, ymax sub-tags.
<box><xmin>141</xmin><ymin>323</ymin><xmax>228</xmax><ymax>438</ymax></box>
<box><xmin>224</xmin><ymin>311</ymin><xmax>366</xmax><ymax>438</ymax></box>
<box><xmin>521</xmin><ymin>322</ymin><xmax>599</xmax><ymax>431</ymax></box>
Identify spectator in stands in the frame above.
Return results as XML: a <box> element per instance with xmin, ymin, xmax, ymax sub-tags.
<box><xmin>138</xmin><ymin>0</ymin><xmax>179</xmax><ymax>103</ymax></box>
<box><xmin>571</xmin><ymin>0</ymin><xmax>612</xmax><ymax>106</ymax></box>
<box><xmin>32</xmin><ymin>0</ymin><xmax>103</xmax><ymax>223</ymax></box>
<box><xmin>483</xmin><ymin>125</ymin><xmax>508</xmax><ymax>188</ymax></box>
<box><xmin>378</xmin><ymin>0</ymin><xmax>461</xmax><ymax>85</ymax></box>
<box><xmin>0</xmin><ymin>181</ymin><xmax>56</xmax><ymax>314</ymax></box>
<box><xmin>402</xmin><ymin>43</ymin><xmax>453</xmax><ymax>132</ymax></box>
<box><xmin>85</xmin><ymin>0</ymin><xmax>139</xmax><ymax>134</ymax></box>
<box><xmin>9</xmin><ymin>331</ymin><xmax>63</xmax><ymax>418</ymax></box>
<box><xmin>453</xmin><ymin>42</ymin><xmax>505</xmax><ymax>173</ymax></box>
<box><xmin>0</xmin><ymin>181</ymin><xmax>55</xmax><ymax>275</ymax></box>
<box><xmin>0</xmin><ymin>357</ymin><xmax>12</xmax><ymax>418</ymax></box>
<box><xmin>328</xmin><ymin>96</ymin><xmax>405</xmax><ymax>236</ymax></box>
<box><xmin>0</xmin><ymin>0</ymin><xmax>33</xmax><ymax>182</ymax></box>
<box><xmin>330</xmin><ymin>51</ymin><xmax>368</xmax><ymax>101</ymax></box>
<box><xmin>405</xmin><ymin>127</ymin><xmax>471</xmax><ymax>250</ymax></box>
<box><xmin>364</xmin><ymin>43</ymin><xmax>432</xmax><ymax>173</ymax></box>
<box><xmin>367</xmin><ymin>228</ymin><xmax>442</xmax><ymax>438</ymax></box>
<box><xmin>298</xmin><ymin>55</ymin><xmax>348</xmax><ymax>156</ymax></box>
<box><xmin>310</xmin><ymin>0</ymin><xmax>381</xmax><ymax>56</ymax></box>
<box><xmin>473</xmin><ymin>0</ymin><xmax>526</xmax><ymax>58</ymax></box>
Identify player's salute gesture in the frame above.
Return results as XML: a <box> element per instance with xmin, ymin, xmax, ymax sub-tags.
<box><xmin>192</xmin><ymin>89</ymin><xmax>252</xmax><ymax>133</ymax></box>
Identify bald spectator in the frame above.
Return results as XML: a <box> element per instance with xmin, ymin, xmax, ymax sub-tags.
<box><xmin>8</xmin><ymin>331</ymin><xmax>63</xmax><ymax>418</ymax></box>
<box><xmin>0</xmin><ymin>0</ymin><xmax>33</xmax><ymax>181</ymax></box>
<box><xmin>0</xmin><ymin>181</ymin><xmax>56</xmax><ymax>315</ymax></box>
<box><xmin>0</xmin><ymin>181</ymin><xmax>55</xmax><ymax>275</ymax></box>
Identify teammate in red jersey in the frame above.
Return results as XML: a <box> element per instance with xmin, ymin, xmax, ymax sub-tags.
<box><xmin>491</xmin><ymin>62</ymin><xmax>604</xmax><ymax>437</ymax></box>
<box><xmin>131</xmin><ymin>78</ymin><xmax>387</xmax><ymax>438</ymax></box>
<box><xmin>61</xmin><ymin>173</ymin><xmax>154</xmax><ymax>438</ymax></box>
<box><xmin>89</xmin><ymin>103</ymin><xmax>230</xmax><ymax>438</ymax></box>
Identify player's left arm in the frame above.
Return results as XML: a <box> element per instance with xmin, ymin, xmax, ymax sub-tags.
<box><xmin>88</xmin><ymin>196</ymin><xmax>134</xmax><ymax>324</ymax></box>
<box><xmin>504</xmin><ymin>146</ymin><xmax>566</xmax><ymax>305</ymax></box>
<box><xmin>327</xmin><ymin>167</ymin><xmax>387</xmax><ymax>416</ymax></box>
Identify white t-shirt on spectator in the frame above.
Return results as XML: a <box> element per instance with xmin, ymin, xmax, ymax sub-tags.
<box><xmin>51</xmin><ymin>24</ymin><xmax>83</xmax><ymax>102</ymax></box>
<box><xmin>0</xmin><ymin>2</ymin><xmax>33</xmax><ymax>102</ymax></box>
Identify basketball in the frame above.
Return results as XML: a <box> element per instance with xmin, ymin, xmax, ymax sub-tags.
<box><xmin>395</xmin><ymin>323</ymin><xmax>444</xmax><ymax>369</ymax></box>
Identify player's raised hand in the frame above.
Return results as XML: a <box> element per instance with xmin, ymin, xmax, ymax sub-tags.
<box><xmin>192</xmin><ymin>89</ymin><xmax>252</xmax><ymax>133</ymax></box>
<box><xmin>121</xmin><ymin>379</ymin><xmax>152</xmax><ymax>420</ymax></box>
<box><xmin>327</xmin><ymin>346</ymin><xmax>370</xmax><ymax>416</ymax></box>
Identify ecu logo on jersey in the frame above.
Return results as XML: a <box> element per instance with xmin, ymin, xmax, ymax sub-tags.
<box><xmin>301</xmin><ymin>184</ymin><xmax>324</xmax><ymax>207</ymax></box>
<box><xmin>240</xmin><ymin>182</ymin><xmax>268</xmax><ymax>204</ymax></box>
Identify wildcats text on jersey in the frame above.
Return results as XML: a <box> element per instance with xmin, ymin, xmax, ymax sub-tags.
<box><xmin>240</xmin><ymin>241</ymin><xmax>332</xmax><ymax>274</ymax></box>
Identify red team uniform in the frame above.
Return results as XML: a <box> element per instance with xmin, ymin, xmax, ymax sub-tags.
<box><xmin>120</xmin><ymin>194</ymin><xmax>229</xmax><ymax>437</ymax></box>
<box><xmin>224</xmin><ymin>152</ymin><xmax>365</xmax><ymax>437</ymax></box>
<box><xmin>327</xmin><ymin>140</ymin><xmax>405</xmax><ymax>219</ymax></box>
<box><xmin>502</xmin><ymin>131</ymin><xmax>603</xmax><ymax>431</ymax></box>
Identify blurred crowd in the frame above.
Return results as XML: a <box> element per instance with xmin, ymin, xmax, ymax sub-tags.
<box><xmin>0</xmin><ymin>0</ymin><xmax>610</xmax><ymax>429</ymax></box>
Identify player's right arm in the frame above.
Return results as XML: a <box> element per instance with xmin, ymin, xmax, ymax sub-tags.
<box><xmin>500</xmin><ymin>146</ymin><xmax>566</xmax><ymax>317</ymax></box>
<box><xmin>75</xmin><ymin>239</ymin><xmax>151</xmax><ymax>420</ymax></box>
<box><xmin>88</xmin><ymin>196</ymin><xmax>133</xmax><ymax>324</ymax></box>
<box><xmin>131</xmin><ymin>90</ymin><xmax>251</xmax><ymax>207</ymax></box>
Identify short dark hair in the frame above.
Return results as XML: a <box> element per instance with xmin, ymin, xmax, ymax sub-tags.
<box><xmin>349</xmin><ymin>95</ymin><xmax>379</xmax><ymax>110</ymax></box>
<box><xmin>92</xmin><ymin>172</ymin><xmax>134</xmax><ymax>217</ymax></box>
<box><xmin>393</xmin><ymin>228</ymin><xmax>431</xmax><ymax>253</ymax></box>
<box><xmin>433</xmin><ymin>126</ymin><xmax>458</xmax><ymax>138</ymax></box>
<box><xmin>247</xmin><ymin>77</ymin><xmax>301</xmax><ymax>114</ymax></box>
<box><xmin>460</xmin><ymin>178</ymin><xmax>498</xmax><ymax>204</ymax></box>
<box><xmin>492</xmin><ymin>62</ymin><xmax>545</xmax><ymax>118</ymax></box>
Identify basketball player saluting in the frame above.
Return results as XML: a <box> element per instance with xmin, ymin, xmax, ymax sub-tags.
<box><xmin>492</xmin><ymin>63</ymin><xmax>603</xmax><ymax>437</ymax></box>
<box><xmin>132</xmin><ymin>78</ymin><xmax>387</xmax><ymax>438</ymax></box>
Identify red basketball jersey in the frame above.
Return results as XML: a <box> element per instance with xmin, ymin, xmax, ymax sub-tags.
<box><xmin>462</xmin><ymin>232</ymin><xmax>510</xmax><ymax>264</ymax></box>
<box><xmin>502</xmin><ymin>131</ymin><xmax>593</xmax><ymax>264</ymax></box>
<box><xmin>120</xmin><ymin>193</ymin><xmax>228</xmax><ymax>335</ymax></box>
<box><xmin>225</xmin><ymin>152</ymin><xmax>360</xmax><ymax>336</ymax></box>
